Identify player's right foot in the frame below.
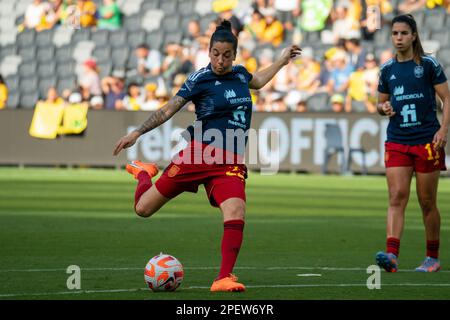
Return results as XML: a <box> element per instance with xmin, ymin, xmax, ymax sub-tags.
<box><xmin>126</xmin><ymin>160</ymin><xmax>159</xmax><ymax>179</ymax></box>
<box><xmin>210</xmin><ymin>274</ymin><xmax>246</xmax><ymax>292</ymax></box>
<box><xmin>376</xmin><ymin>251</ymin><xmax>398</xmax><ymax>272</ymax></box>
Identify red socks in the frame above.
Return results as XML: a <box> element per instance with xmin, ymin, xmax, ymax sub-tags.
<box><xmin>217</xmin><ymin>219</ymin><xmax>245</xmax><ymax>280</ymax></box>
<box><xmin>387</xmin><ymin>237</ymin><xmax>400</xmax><ymax>257</ymax></box>
<box><xmin>427</xmin><ymin>240</ymin><xmax>439</xmax><ymax>259</ymax></box>
<box><xmin>134</xmin><ymin>171</ymin><xmax>152</xmax><ymax>210</ymax></box>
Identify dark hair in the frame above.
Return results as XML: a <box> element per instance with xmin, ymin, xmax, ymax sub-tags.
<box><xmin>209</xmin><ymin>20</ymin><xmax>238</xmax><ymax>54</ymax></box>
<box><xmin>391</xmin><ymin>14</ymin><xmax>425</xmax><ymax>63</ymax></box>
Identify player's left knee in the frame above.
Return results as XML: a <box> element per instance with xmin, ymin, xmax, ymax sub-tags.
<box><xmin>418</xmin><ymin>198</ymin><xmax>437</xmax><ymax>214</ymax></box>
<box><xmin>226</xmin><ymin>204</ymin><xmax>245</xmax><ymax>220</ymax></box>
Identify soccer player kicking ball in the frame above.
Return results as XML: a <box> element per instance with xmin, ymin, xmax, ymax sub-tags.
<box><xmin>375</xmin><ymin>14</ymin><xmax>450</xmax><ymax>273</ymax></box>
<box><xmin>113</xmin><ymin>20</ymin><xmax>301</xmax><ymax>291</ymax></box>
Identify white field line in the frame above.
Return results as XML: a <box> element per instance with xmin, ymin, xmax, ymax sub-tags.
<box><xmin>2</xmin><ymin>283</ymin><xmax>450</xmax><ymax>298</ymax></box>
<box><xmin>0</xmin><ymin>266</ymin><xmax>449</xmax><ymax>273</ymax></box>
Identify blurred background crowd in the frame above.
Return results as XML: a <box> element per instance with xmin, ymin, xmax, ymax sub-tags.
<box><xmin>0</xmin><ymin>0</ymin><xmax>450</xmax><ymax>113</ymax></box>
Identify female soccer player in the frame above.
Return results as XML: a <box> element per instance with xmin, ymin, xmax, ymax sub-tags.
<box><xmin>375</xmin><ymin>14</ymin><xmax>450</xmax><ymax>272</ymax></box>
<box><xmin>113</xmin><ymin>20</ymin><xmax>301</xmax><ymax>291</ymax></box>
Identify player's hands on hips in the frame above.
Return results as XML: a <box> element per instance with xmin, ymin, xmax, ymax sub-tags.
<box><xmin>280</xmin><ymin>45</ymin><xmax>302</xmax><ymax>66</ymax></box>
<box><xmin>378</xmin><ymin>101</ymin><xmax>396</xmax><ymax>117</ymax></box>
<box><xmin>113</xmin><ymin>131</ymin><xmax>141</xmax><ymax>156</ymax></box>
<box><xmin>433</xmin><ymin>126</ymin><xmax>448</xmax><ymax>150</ymax></box>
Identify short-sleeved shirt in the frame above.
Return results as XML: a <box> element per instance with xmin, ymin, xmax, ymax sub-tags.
<box><xmin>378</xmin><ymin>55</ymin><xmax>448</xmax><ymax>145</ymax></box>
<box><xmin>176</xmin><ymin>64</ymin><xmax>253</xmax><ymax>156</ymax></box>
<box><xmin>98</xmin><ymin>3</ymin><xmax>121</xmax><ymax>29</ymax></box>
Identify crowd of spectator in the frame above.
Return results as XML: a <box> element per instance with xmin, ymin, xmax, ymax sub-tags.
<box><xmin>1</xmin><ymin>0</ymin><xmax>450</xmax><ymax>113</ymax></box>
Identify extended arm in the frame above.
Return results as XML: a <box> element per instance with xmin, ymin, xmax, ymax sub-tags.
<box><xmin>433</xmin><ymin>81</ymin><xmax>450</xmax><ymax>149</ymax></box>
<box><xmin>113</xmin><ymin>95</ymin><xmax>187</xmax><ymax>155</ymax></box>
<box><xmin>249</xmin><ymin>45</ymin><xmax>301</xmax><ymax>90</ymax></box>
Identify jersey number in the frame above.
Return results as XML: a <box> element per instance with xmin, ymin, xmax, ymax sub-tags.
<box><xmin>425</xmin><ymin>143</ymin><xmax>440</xmax><ymax>161</ymax></box>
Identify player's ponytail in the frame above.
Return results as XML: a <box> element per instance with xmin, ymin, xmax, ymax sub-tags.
<box><xmin>209</xmin><ymin>20</ymin><xmax>238</xmax><ymax>54</ymax></box>
<box><xmin>392</xmin><ymin>14</ymin><xmax>425</xmax><ymax>63</ymax></box>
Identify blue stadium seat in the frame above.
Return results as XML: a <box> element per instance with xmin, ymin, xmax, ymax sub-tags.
<box><xmin>141</xmin><ymin>0</ymin><xmax>160</xmax><ymax>11</ymax></box>
<box><xmin>55</xmin><ymin>44</ymin><xmax>73</xmax><ymax>63</ymax></box>
<box><xmin>56</xmin><ymin>61</ymin><xmax>76</xmax><ymax>78</ymax></box>
<box><xmin>123</xmin><ymin>14</ymin><xmax>142</xmax><ymax>32</ymax></box>
<box><xmin>98</xmin><ymin>61</ymin><xmax>113</xmax><ymax>78</ymax></box>
<box><xmin>6</xmin><ymin>92</ymin><xmax>20</xmax><ymax>109</ymax></box>
<box><xmin>4</xmin><ymin>75</ymin><xmax>20</xmax><ymax>92</ymax></box>
<box><xmin>71</xmin><ymin>29</ymin><xmax>91</xmax><ymax>44</ymax></box>
<box><xmin>163</xmin><ymin>31</ymin><xmax>183</xmax><ymax>47</ymax></box>
<box><xmin>178</xmin><ymin>0</ymin><xmax>196</xmax><ymax>16</ymax></box>
<box><xmin>57</xmin><ymin>76</ymin><xmax>77</xmax><ymax>94</ymax></box>
<box><xmin>431</xmin><ymin>29</ymin><xmax>450</xmax><ymax>46</ymax></box>
<box><xmin>0</xmin><ymin>44</ymin><xmax>17</xmax><ymax>60</ymax></box>
<box><xmin>16</xmin><ymin>29</ymin><xmax>36</xmax><ymax>49</ymax></box>
<box><xmin>423</xmin><ymin>8</ymin><xmax>446</xmax><ymax>32</ymax></box>
<box><xmin>112</xmin><ymin>47</ymin><xmax>130</xmax><ymax>69</ymax></box>
<box><xmin>161</xmin><ymin>14</ymin><xmax>181</xmax><ymax>33</ymax></box>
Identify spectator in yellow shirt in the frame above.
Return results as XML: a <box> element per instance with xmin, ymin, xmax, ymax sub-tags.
<box><xmin>259</xmin><ymin>7</ymin><xmax>284</xmax><ymax>47</ymax></box>
<box><xmin>41</xmin><ymin>87</ymin><xmax>65</xmax><ymax>107</ymax></box>
<box><xmin>236</xmin><ymin>44</ymin><xmax>258</xmax><ymax>73</ymax></box>
<box><xmin>77</xmin><ymin>0</ymin><xmax>97</xmax><ymax>27</ymax></box>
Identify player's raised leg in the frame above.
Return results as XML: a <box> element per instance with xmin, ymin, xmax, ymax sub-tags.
<box><xmin>376</xmin><ymin>166</ymin><xmax>413</xmax><ymax>272</ymax></box>
<box><xmin>126</xmin><ymin>160</ymin><xmax>170</xmax><ymax>218</ymax></box>
<box><xmin>415</xmin><ymin>170</ymin><xmax>441</xmax><ymax>272</ymax></box>
<box><xmin>210</xmin><ymin>197</ymin><xmax>246</xmax><ymax>292</ymax></box>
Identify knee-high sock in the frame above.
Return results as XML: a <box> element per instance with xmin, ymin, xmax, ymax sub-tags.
<box><xmin>217</xmin><ymin>219</ymin><xmax>245</xmax><ymax>280</ymax></box>
<box><xmin>135</xmin><ymin>171</ymin><xmax>152</xmax><ymax>210</ymax></box>
<box><xmin>427</xmin><ymin>240</ymin><xmax>439</xmax><ymax>259</ymax></box>
<box><xmin>387</xmin><ymin>237</ymin><xmax>400</xmax><ymax>257</ymax></box>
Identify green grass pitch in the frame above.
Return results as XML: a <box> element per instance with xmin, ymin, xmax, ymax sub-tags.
<box><xmin>1</xmin><ymin>167</ymin><xmax>450</xmax><ymax>300</ymax></box>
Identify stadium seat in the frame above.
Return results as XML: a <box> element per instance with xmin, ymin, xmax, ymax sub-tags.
<box><xmin>16</xmin><ymin>29</ymin><xmax>36</xmax><ymax>49</ymax></box>
<box><xmin>71</xmin><ymin>29</ymin><xmax>91</xmax><ymax>44</ymax></box>
<box><xmin>120</xmin><ymin>0</ymin><xmax>143</xmax><ymax>16</ymax></box>
<box><xmin>123</xmin><ymin>13</ymin><xmax>143</xmax><ymax>32</ymax></box>
<box><xmin>37</xmin><ymin>62</ymin><xmax>57</xmax><ymax>79</ymax></box>
<box><xmin>159</xmin><ymin>0</ymin><xmax>178</xmax><ymax>15</ymax></box>
<box><xmin>19</xmin><ymin>76</ymin><xmax>38</xmax><ymax>94</ymax></box>
<box><xmin>0</xmin><ymin>44</ymin><xmax>17</xmax><ymax>60</ymax></box>
<box><xmin>6</xmin><ymin>91</ymin><xmax>20</xmax><ymax>109</ymax></box>
<box><xmin>92</xmin><ymin>46</ymin><xmax>111</xmax><ymax>63</ymax></box>
<box><xmin>178</xmin><ymin>0</ymin><xmax>196</xmax><ymax>16</ymax></box>
<box><xmin>306</xmin><ymin>92</ymin><xmax>329</xmax><ymax>112</ymax></box>
<box><xmin>38</xmin><ymin>77</ymin><xmax>58</xmax><ymax>99</ymax></box>
<box><xmin>52</xmin><ymin>27</ymin><xmax>74</xmax><ymax>47</ymax></box>
<box><xmin>141</xmin><ymin>0</ymin><xmax>160</xmax><ymax>12</ymax></box>
<box><xmin>56</xmin><ymin>61</ymin><xmax>76</xmax><ymax>78</ymax></box>
<box><xmin>161</xmin><ymin>14</ymin><xmax>181</xmax><ymax>33</ymax></box>
<box><xmin>4</xmin><ymin>75</ymin><xmax>20</xmax><ymax>92</ymax></box>
<box><xmin>199</xmin><ymin>13</ymin><xmax>218</xmax><ymax>33</ymax></box>
<box><xmin>35</xmin><ymin>29</ymin><xmax>54</xmax><ymax>48</ymax></box>
<box><xmin>0</xmin><ymin>55</ymin><xmax>22</xmax><ymax>77</ymax></box>
<box><xmin>181</xmin><ymin>13</ymin><xmax>201</xmax><ymax>31</ymax></box>
<box><xmin>55</xmin><ymin>44</ymin><xmax>74</xmax><ymax>64</ymax></box>
<box><xmin>98</xmin><ymin>61</ymin><xmax>113</xmax><ymax>78</ymax></box>
<box><xmin>141</xmin><ymin>9</ymin><xmax>164</xmax><ymax>32</ymax></box>
<box><xmin>437</xmin><ymin>48</ymin><xmax>450</xmax><ymax>68</ymax></box>
<box><xmin>163</xmin><ymin>31</ymin><xmax>183</xmax><ymax>48</ymax></box>
<box><xmin>430</xmin><ymin>29</ymin><xmax>450</xmax><ymax>46</ymax></box>
<box><xmin>36</xmin><ymin>46</ymin><xmax>55</xmax><ymax>63</ymax></box>
<box><xmin>109</xmin><ymin>29</ymin><xmax>128</xmax><ymax>48</ymax></box>
<box><xmin>57</xmin><ymin>77</ymin><xmax>77</xmax><ymax>93</ymax></box>
<box><xmin>18</xmin><ymin>45</ymin><xmax>37</xmax><ymax>62</ymax></box>
<box><xmin>126</xmin><ymin>54</ymin><xmax>138</xmax><ymax>71</ymax></box>
<box><xmin>18</xmin><ymin>61</ymin><xmax>37</xmax><ymax>78</ymax></box>
<box><xmin>195</xmin><ymin>0</ymin><xmax>213</xmax><ymax>15</ymax></box>
<box><xmin>111</xmin><ymin>47</ymin><xmax>130</xmax><ymax>69</ymax></box>
<box><xmin>91</xmin><ymin>29</ymin><xmax>110</xmax><ymax>47</ymax></box>
<box><xmin>146</xmin><ymin>30</ymin><xmax>165</xmax><ymax>51</ymax></box>
<box><xmin>0</xmin><ymin>30</ymin><xmax>18</xmax><ymax>46</ymax></box>
<box><xmin>373</xmin><ymin>26</ymin><xmax>390</xmax><ymax>47</ymax></box>
<box><xmin>72</xmin><ymin>41</ymin><xmax>95</xmax><ymax>62</ymax></box>
<box><xmin>423</xmin><ymin>8</ymin><xmax>446</xmax><ymax>32</ymax></box>
<box><xmin>19</xmin><ymin>92</ymin><xmax>39</xmax><ymax>109</ymax></box>
<box><xmin>127</xmin><ymin>30</ymin><xmax>146</xmax><ymax>49</ymax></box>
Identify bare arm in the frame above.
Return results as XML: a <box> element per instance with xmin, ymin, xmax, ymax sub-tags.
<box><xmin>249</xmin><ymin>45</ymin><xmax>301</xmax><ymax>90</ymax></box>
<box><xmin>113</xmin><ymin>95</ymin><xmax>187</xmax><ymax>156</ymax></box>
<box><xmin>433</xmin><ymin>81</ymin><xmax>450</xmax><ymax>150</ymax></box>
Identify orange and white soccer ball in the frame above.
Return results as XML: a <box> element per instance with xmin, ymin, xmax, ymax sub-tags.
<box><xmin>144</xmin><ymin>253</ymin><xmax>184</xmax><ymax>292</ymax></box>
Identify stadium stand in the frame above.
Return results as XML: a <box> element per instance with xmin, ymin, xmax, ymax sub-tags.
<box><xmin>0</xmin><ymin>0</ymin><xmax>449</xmax><ymax>111</ymax></box>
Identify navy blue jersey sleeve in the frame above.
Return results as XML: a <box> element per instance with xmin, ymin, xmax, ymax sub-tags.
<box><xmin>234</xmin><ymin>65</ymin><xmax>253</xmax><ymax>83</ymax></box>
<box><xmin>377</xmin><ymin>66</ymin><xmax>389</xmax><ymax>94</ymax></box>
<box><xmin>175</xmin><ymin>69</ymin><xmax>208</xmax><ymax>101</ymax></box>
<box><xmin>429</xmin><ymin>59</ymin><xmax>447</xmax><ymax>85</ymax></box>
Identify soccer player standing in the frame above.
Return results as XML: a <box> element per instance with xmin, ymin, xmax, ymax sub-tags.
<box><xmin>113</xmin><ymin>20</ymin><xmax>301</xmax><ymax>291</ymax></box>
<box><xmin>375</xmin><ymin>14</ymin><xmax>450</xmax><ymax>272</ymax></box>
